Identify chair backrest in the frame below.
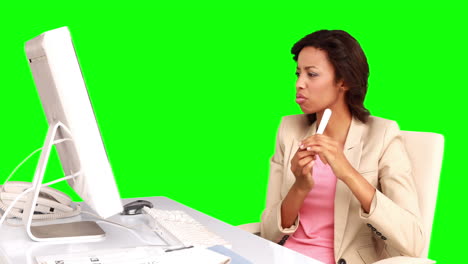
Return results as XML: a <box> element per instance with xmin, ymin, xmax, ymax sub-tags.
<box><xmin>401</xmin><ymin>131</ymin><xmax>444</xmax><ymax>258</ymax></box>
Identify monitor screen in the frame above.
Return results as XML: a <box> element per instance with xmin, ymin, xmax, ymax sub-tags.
<box><xmin>25</xmin><ymin>27</ymin><xmax>122</xmax><ymax>220</ymax></box>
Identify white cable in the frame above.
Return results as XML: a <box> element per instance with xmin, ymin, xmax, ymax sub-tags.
<box><xmin>1</xmin><ymin>138</ymin><xmax>72</xmax><ymax>186</ymax></box>
<box><xmin>40</xmin><ymin>173</ymin><xmax>79</xmax><ymax>187</ymax></box>
<box><xmin>80</xmin><ymin>210</ymin><xmax>139</xmax><ymax>230</ymax></box>
<box><xmin>0</xmin><ymin>174</ymin><xmax>79</xmax><ymax>225</ymax></box>
<box><xmin>4</xmin><ymin>218</ymin><xmax>24</xmax><ymax>227</ymax></box>
<box><xmin>0</xmin><ymin>203</ymin><xmax>81</xmax><ymax>222</ymax></box>
<box><xmin>0</xmin><ymin>173</ymin><xmax>80</xmax><ymax>228</ymax></box>
<box><xmin>97</xmin><ymin>220</ymin><xmax>167</xmax><ymax>246</ymax></box>
<box><xmin>0</xmin><ymin>138</ymin><xmax>74</xmax><ymax>225</ymax></box>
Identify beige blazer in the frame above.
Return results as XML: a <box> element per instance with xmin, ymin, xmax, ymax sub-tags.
<box><xmin>260</xmin><ymin>115</ymin><xmax>425</xmax><ymax>264</ymax></box>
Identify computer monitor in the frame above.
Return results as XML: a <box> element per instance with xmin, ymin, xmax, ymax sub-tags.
<box><xmin>23</xmin><ymin>26</ymin><xmax>123</xmax><ymax>242</ymax></box>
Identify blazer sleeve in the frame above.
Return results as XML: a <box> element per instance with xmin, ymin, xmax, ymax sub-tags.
<box><xmin>260</xmin><ymin>117</ymin><xmax>300</xmax><ymax>242</ymax></box>
<box><xmin>359</xmin><ymin>121</ymin><xmax>425</xmax><ymax>257</ymax></box>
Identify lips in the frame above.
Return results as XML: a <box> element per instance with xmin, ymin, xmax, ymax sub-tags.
<box><xmin>296</xmin><ymin>94</ymin><xmax>307</xmax><ymax>104</ymax></box>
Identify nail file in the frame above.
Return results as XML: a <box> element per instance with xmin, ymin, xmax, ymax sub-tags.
<box><xmin>311</xmin><ymin>109</ymin><xmax>332</xmax><ymax>169</ymax></box>
<box><xmin>316</xmin><ymin>108</ymin><xmax>332</xmax><ymax>135</ymax></box>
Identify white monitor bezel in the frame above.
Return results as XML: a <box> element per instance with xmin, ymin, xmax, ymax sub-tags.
<box><xmin>25</xmin><ymin>27</ymin><xmax>122</xmax><ymax>220</ymax></box>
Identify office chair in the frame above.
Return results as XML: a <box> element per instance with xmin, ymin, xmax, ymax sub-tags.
<box><xmin>238</xmin><ymin>131</ymin><xmax>444</xmax><ymax>260</ymax></box>
<box><xmin>400</xmin><ymin>131</ymin><xmax>444</xmax><ymax>258</ymax></box>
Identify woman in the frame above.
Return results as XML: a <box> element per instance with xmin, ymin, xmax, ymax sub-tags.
<box><xmin>260</xmin><ymin>30</ymin><xmax>425</xmax><ymax>264</ymax></box>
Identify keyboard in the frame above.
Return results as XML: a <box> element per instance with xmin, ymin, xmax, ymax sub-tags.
<box><xmin>36</xmin><ymin>245</ymin><xmax>231</xmax><ymax>264</ymax></box>
<box><xmin>142</xmin><ymin>207</ymin><xmax>230</xmax><ymax>249</ymax></box>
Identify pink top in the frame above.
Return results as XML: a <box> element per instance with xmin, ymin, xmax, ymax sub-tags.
<box><xmin>284</xmin><ymin>158</ymin><xmax>337</xmax><ymax>264</ymax></box>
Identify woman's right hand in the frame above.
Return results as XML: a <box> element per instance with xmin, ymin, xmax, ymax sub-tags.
<box><xmin>290</xmin><ymin>145</ymin><xmax>316</xmax><ymax>192</ymax></box>
<box><xmin>280</xmin><ymin>145</ymin><xmax>315</xmax><ymax>229</ymax></box>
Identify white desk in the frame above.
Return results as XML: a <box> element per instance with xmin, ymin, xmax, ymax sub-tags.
<box><xmin>0</xmin><ymin>196</ymin><xmax>323</xmax><ymax>264</ymax></box>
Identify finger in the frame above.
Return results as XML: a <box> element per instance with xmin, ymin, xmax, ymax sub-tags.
<box><xmin>291</xmin><ymin>149</ymin><xmax>313</xmax><ymax>169</ymax></box>
<box><xmin>298</xmin><ymin>140</ymin><xmax>311</xmax><ymax>150</ymax></box>
<box><xmin>291</xmin><ymin>149</ymin><xmax>303</xmax><ymax>164</ymax></box>
<box><xmin>302</xmin><ymin>134</ymin><xmax>336</xmax><ymax>148</ymax></box>
<box><xmin>306</xmin><ymin>146</ymin><xmax>318</xmax><ymax>156</ymax></box>
<box><xmin>306</xmin><ymin>159</ymin><xmax>315</xmax><ymax>171</ymax></box>
<box><xmin>298</xmin><ymin>155</ymin><xmax>314</xmax><ymax>168</ymax></box>
<box><xmin>296</xmin><ymin>149</ymin><xmax>317</xmax><ymax>159</ymax></box>
<box><xmin>310</xmin><ymin>140</ymin><xmax>340</xmax><ymax>156</ymax></box>
<box><xmin>306</xmin><ymin>146</ymin><xmax>323</xmax><ymax>155</ymax></box>
<box><xmin>305</xmin><ymin>146</ymin><xmax>329</xmax><ymax>165</ymax></box>
<box><xmin>301</xmin><ymin>134</ymin><xmax>325</xmax><ymax>145</ymax></box>
<box><xmin>298</xmin><ymin>143</ymin><xmax>306</xmax><ymax>150</ymax></box>
<box><xmin>318</xmin><ymin>153</ymin><xmax>328</xmax><ymax>165</ymax></box>
<box><xmin>302</xmin><ymin>159</ymin><xmax>315</xmax><ymax>176</ymax></box>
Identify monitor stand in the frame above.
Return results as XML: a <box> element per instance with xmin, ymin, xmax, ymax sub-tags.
<box><xmin>23</xmin><ymin>121</ymin><xmax>105</xmax><ymax>242</ymax></box>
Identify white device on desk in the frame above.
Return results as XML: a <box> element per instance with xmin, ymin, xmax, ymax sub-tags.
<box><xmin>1</xmin><ymin>26</ymin><xmax>124</xmax><ymax>242</ymax></box>
<box><xmin>0</xmin><ymin>181</ymin><xmax>81</xmax><ymax>220</ymax></box>
<box><xmin>142</xmin><ymin>206</ymin><xmax>230</xmax><ymax>249</ymax></box>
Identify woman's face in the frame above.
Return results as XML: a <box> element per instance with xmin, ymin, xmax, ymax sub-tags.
<box><xmin>295</xmin><ymin>46</ymin><xmax>346</xmax><ymax>114</ymax></box>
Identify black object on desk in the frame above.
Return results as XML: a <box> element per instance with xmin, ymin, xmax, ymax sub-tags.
<box><xmin>121</xmin><ymin>200</ymin><xmax>154</xmax><ymax>215</ymax></box>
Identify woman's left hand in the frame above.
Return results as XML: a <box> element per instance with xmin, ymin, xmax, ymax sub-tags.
<box><xmin>300</xmin><ymin>134</ymin><xmax>355</xmax><ymax>181</ymax></box>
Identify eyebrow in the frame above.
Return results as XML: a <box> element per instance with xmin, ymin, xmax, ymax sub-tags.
<box><xmin>296</xmin><ymin>66</ymin><xmax>318</xmax><ymax>70</ymax></box>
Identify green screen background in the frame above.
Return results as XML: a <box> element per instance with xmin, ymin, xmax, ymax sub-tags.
<box><xmin>1</xmin><ymin>1</ymin><xmax>465</xmax><ymax>262</ymax></box>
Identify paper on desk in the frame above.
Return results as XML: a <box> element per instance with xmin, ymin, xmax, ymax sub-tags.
<box><xmin>35</xmin><ymin>246</ymin><xmax>231</xmax><ymax>264</ymax></box>
<box><xmin>35</xmin><ymin>246</ymin><xmax>164</xmax><ymax>264</ymax></box>
<box><xmin>209</xmin><ymin>245</ymin><xmax>253</xmax><ymax>264</ymax></box>
<box><xmin>162</xmin><ymin>247</ymin><xmax>230</xmax><ymax>264</ymax></box>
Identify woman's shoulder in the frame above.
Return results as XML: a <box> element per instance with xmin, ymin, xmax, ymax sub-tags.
<box><xmin>281</xmin><ymin>114</ymin><xmax>310</xmax><ymax>126</ymax></box>
<box><xmin>364</xmin><ymin>116</ymin><xmax>401</xmax><ymax>133</ymax></box>
<box><xmin>361</xmin><ymin>116</ymin><xmax>403</xmax><ymax>149</ymax></box>
<box><xmin>278</xmin><ymin>114</ymin><xmax>312</xmax><ymax>140</ymax></box>
<box><xmin>281</xmin><ymin>113</ymin><xmax>311</xmax><ymax>128</ymax></box>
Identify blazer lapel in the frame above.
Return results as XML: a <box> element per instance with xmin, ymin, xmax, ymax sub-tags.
<box><xmin>334</xmin><ymin>117</ymin><xmax>364</xmax><ymax>259</ymax></box>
